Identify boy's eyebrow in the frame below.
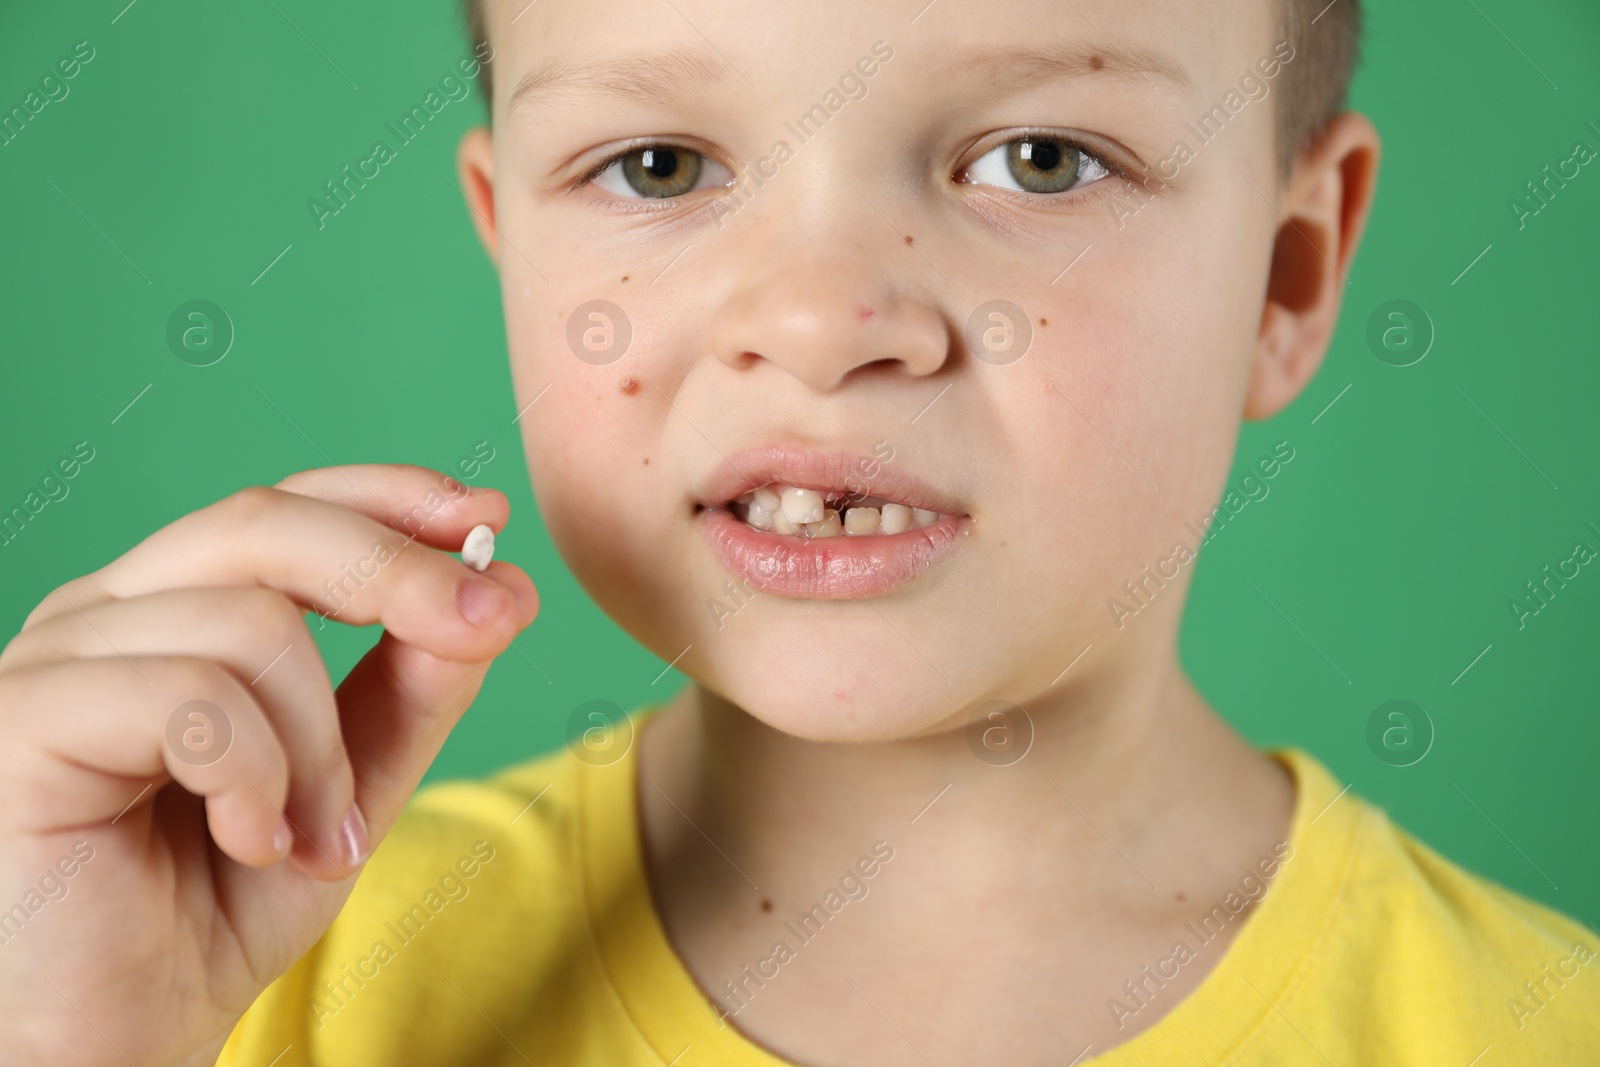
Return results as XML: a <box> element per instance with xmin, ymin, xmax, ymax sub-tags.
<box><xmin>944</xmin><ymin>43</ymin><xmax>1197</xmax><ymax>97</ymax></box>
<box><xmin>509</xmin><ymin>40</ymin><xmax>1195</xmax><ymax>113</ymax></box>
<box><xmin>510</xmin><ymin>47</ymin><xmax>735</xmax><ymax>111</ymax></box>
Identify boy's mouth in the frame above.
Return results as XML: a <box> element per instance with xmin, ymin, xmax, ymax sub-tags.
<box><xmin>694</xmin><ymin>446</ymin><xmax>969</xmax><ymax>599</ymax></box>
<box><xmin>723</xmin><ymin>484</ymin><xmax>947</xmax><ymax>538</ymax></box>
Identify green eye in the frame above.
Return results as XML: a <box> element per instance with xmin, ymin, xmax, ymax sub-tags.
<box><xmin>967</xmin><ymin>136</ymin><xmax>1110</xmax><ymax>195</ymax></box>
<box><xmin>593</xmin><ymin>144</ymin><xmax>729</xmax><ymax>199</ymax></box>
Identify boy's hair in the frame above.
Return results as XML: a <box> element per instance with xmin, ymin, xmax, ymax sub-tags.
<box><xmin>458</xmin><ymin>0</ymin><xmax>1360</xmax><ymax>175</ymax></box>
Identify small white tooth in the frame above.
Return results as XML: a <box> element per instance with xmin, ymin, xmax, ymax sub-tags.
<box><xmin>753</xmin><ymin>486</ymin><xmax>781</xmax><ymax>511</ymax></box>
<box><xmin>771</xmin><ymin>509</ymin><xmax>800</xmax><ymax>535</ymax></box>
<box><xmin>843</xmin><ymin>507</ymin><xmax>880</xmax><ymax>535</ymax></box>
<box><xmin>807</xmin><ymin>508</ymin><xmax>843</xmax><ymax>538</ymax></box>
<box><xmin>461</xmin><ymin>524</ymin><xmax>495</xmax><ymax>572</ymax></box>
<box><xmin>735</xmin><ymin>491</ymin><xmax>756</xmax><ymax>505</ymax></box>
<box><xmin>780</xmin><ymin>485</ymin><xmax>825</xmax><ymax>524</ymax></box>
<box><xmin>746</xmin><ymin>503</ymin><xmax>775</xmax><ymax>531</ymax></box>
<box><xmin>914</xmin><ymin>508</ymin><xmax>940</xmax><ymax>528</ymax></box>
<box><xmin>879</xmin><ymin>502</ymin><xmax>912</xmax><ymax>534</ymax></box>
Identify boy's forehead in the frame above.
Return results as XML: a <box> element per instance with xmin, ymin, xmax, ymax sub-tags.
<box><xmin>493</xmin><ymin>0</ymin><xmax>1274</xmax><ymax>115</ymax></box>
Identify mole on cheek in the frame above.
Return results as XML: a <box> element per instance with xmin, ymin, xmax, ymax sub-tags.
<box><xmin>1089</xmin><ymin>54</ymin><xmax>1105</xmax><ymax>72</ymax></box>
<box><xmin>903</xmin><ymin>234</ymin><xmax>915</xmax><ymax>245</ymax></box>
<box><xmin>621</xmin><ymin>275</ymin><xmax>630</xmax><ymax>282</ymax></box>
<box><xmin>619</xmin><ymin>376</ymin><xmax>640</xmax><ymax>395</ymax></box>
<box><xmin>1040</xmin><ymin>318</ymin><xmax>1048</xmax><ymax>326</ymax></box>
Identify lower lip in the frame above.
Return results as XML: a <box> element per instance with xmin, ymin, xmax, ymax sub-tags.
<box><xmin>699</xmin><ymin>507</ymin><xmax>967</xmax><ymax>600</ymax></box>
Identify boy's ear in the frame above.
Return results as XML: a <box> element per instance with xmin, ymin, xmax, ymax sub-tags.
<box><xmin>456</xmin><ymin>127</ymin><xmax>499</xmax><ymax>263</ymax></box>
<box><xmin>1244</xmin><ymin>112</ymin><xmax>1381</xmax><ymax>420</ymax></box>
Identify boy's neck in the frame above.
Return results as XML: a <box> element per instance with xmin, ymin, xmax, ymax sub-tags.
<box><xmin>639</xmin><ymin>649</ymin><xmax>1293</xmax><ymax>927</ymax></box>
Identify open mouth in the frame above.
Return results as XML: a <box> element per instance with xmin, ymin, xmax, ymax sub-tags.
<box><xmin>694</xmin><ymin>447</ymin><xmax>969</xmax><ymax>600</ymax></box>
<box><xmin>720</xmin><ymin>483</ymin><xmax>949</xmax><ymax>538</ymax></box>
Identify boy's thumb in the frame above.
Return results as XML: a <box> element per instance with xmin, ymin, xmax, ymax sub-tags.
<box><xmin>331</xmin><ymin>602</ymin><xmax>529</xmax><ymax>842</ymax></box>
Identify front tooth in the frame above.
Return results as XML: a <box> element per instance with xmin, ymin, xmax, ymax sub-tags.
<box><xmin>753</xmin><ymin>486</ymin><xmax>781</xmax><ymax>511</ymax></box>
<box><xmin>914</xmin><ymin>508</ymin><xmax>940</xmax><ymax>528</ymax></box>
<box><xmin>807</xmin><ymin>508</ymin><xmax>843</xmax><ymax>538</ymax></box>
<box><xmin>771</xmin><ymin>508</ymin><xmax>800</xmax><ymax>535</ymax></box>
<box><xmin>735</xmin><ymin>491</ymin><xmax>756</xmax><ymax>505</ymax></box>
<box><xmin>879</xmin><ymin>502</ymin><xmax>912</xmax><ymax>534</ymax></box>
<box><xmin>843</xmin><ymin>507</ymin><xmax>880</xmax><ymax>535</ymax></box>
<box><xmin>781</xmin><ymin>485</ymin><xmax>825</xmax><ymax>524</ymax></box>
<box><xmin>746</xmin><ymin>503</ymin><xmax>775</xmax><ymax>531</ymax></box>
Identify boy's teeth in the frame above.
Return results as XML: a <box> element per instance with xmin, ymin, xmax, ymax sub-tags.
<box><xmin>746</xmin><ymin>503</ymin><xmax>775</xmax><ymax>531</ymax></box>
<box><xmin>843</xmin><ymin>506</ymin><xmax>880</xmax><ymax>535</ymax></box>
<box><xmin>730</xmin><ymin>483</ymin><xmax>947</xmax><ymax>537</ymax></box>
<box><xmin>807</xmin><ymin>508</ymin><xmax>843</xmax><ymax>538</ymax></box>
<box><xmin>780</xmin><ymin>485</ymin><xmax>826</xmax><ymax>524</ymax></box>
<box><xmin>879</xmin><ymin>502</ymin><xmax>912</xmax><ymax>534</ymax></box>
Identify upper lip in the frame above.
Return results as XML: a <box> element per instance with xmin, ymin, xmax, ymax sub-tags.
<box><xmin>696</xmin><ymin>444</ymin><xmax>969</xmax><ymax>516</ymax></box>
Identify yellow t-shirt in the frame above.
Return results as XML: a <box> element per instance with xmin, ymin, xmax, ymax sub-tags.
<box><xmin>217</xmin><ymin>712</ymin><xmax>1600</xmax><ymax>1065</ymax></box>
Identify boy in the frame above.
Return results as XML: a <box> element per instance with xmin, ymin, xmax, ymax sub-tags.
<box><xmin>1</xmin><ymin>0</ymin><xmax>1595</xmax><ymax>1064</ymax></box>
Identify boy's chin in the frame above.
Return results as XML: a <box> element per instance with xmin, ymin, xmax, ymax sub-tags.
<box><xmin>699</xmin><ymin>628</ymin><xmax>975</xmax><ymax>745</ymax></box>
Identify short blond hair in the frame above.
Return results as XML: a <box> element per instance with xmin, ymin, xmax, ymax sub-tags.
<box><xmin>458</xmin><ymin>0</ymin><xmax>1361</xmax><ymax>175</ymax></box>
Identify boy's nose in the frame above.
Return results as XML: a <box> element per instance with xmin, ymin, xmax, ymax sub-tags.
<box><xmin>707</xmin><ymin>237</ymin><xmax>951</xmax><ymax>393</ymax></box>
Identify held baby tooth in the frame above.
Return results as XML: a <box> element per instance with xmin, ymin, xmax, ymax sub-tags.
<box><xmin>461</xmin><ymin>524</ymin><xmax>496</xmax><ymax>571</ymax></box>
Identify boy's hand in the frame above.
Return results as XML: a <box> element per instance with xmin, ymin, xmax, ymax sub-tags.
<box><xmin>0</xmin><ymin>465</ymin><xmax>539</xmax><ymax>1066</ymax></box>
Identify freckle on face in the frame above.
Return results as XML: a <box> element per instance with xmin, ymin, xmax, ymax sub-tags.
<box><xmin>1040</xmin><ymin>318</ymin><xmax>1049</xmax><ymax>326</ymax></box>
<box><xmin>903</xmin><ymin>234</ymin><xmax>915</xmax><ymax>245</ymax></box>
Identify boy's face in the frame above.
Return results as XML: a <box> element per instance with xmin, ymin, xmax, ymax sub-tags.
<box><xmin>470</xmin><ymin>0</ymin><xmax>1292</xmax><ymax>742</ymax></box>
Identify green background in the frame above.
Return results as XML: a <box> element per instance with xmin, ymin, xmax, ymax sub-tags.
<box><xmin>1</xmin><ymin>1</ymin><xmax>1595</xmax><ymax>928</ymax></box>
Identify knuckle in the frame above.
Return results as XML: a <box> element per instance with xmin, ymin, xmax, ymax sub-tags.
<box><xmin>220</xmin><ymin>484</ymin><xmax>281</xmax><ymax>524</ymax></box>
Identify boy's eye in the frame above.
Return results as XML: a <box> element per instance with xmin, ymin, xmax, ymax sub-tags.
<box><xmin>590</xmin><ymin>144</ymin><xmax>733</xmax><ymax>199</ymax></box>
<box><xmin>964</xmin><ymin>136</ymin><xmax>1110</xmax><ymax>195</ymax></box>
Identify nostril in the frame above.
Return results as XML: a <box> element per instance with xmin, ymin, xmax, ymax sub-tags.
<box><xmin>736</xmin><ymin>351</ymin><xmax>759</xmax><ymax>369</ymax></box>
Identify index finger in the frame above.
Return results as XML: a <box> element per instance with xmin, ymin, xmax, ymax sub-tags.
<box><xmin>26</xmin><ymin>477</ymin><xmax>536</xmax><ymax>663</ymax></box>
<box><xmin>274</xmin><ymin>464</ymin><xmax>510</xmax><ymax>550</ymax></box>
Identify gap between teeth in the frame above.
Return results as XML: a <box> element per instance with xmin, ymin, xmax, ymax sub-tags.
<box><xmin>730</xmin><ymin>484</ymin><xmax>943</xmax><ymax>538</ymax></box>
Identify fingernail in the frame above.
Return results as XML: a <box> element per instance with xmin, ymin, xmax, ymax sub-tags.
<box><xmin>340</xmin><ymin>802</ymin><xmax>370</xmax><ymax>868</ymax></box>
<box><xmin>457</xmin><ymin>575</ymin><xmax>512</xmax><ymax>626</ymax></box>
<box><xmin>509</xmin><ymin>579</ymin><xmax>539</xmax><ymax>621</ymax></box>
<box><xmin>273</xmin><ymin>815</ymin><xmax>294</xmax><ymax>859</ymax></box>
